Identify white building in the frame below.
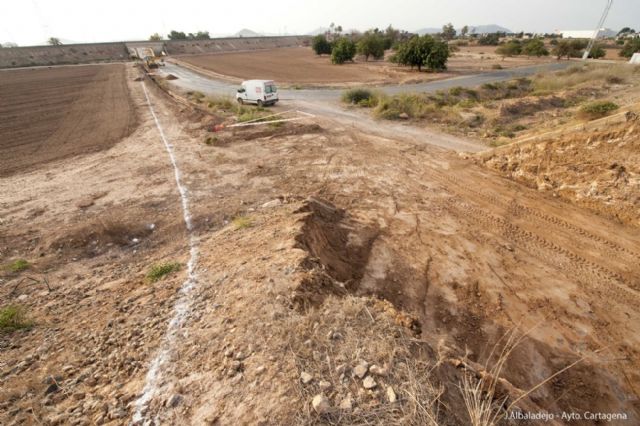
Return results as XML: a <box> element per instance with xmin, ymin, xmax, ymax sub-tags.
<box><xmin>558</xmin><ymin>28</ymin><xmax>617</xmax><ymax>39</ymax></box>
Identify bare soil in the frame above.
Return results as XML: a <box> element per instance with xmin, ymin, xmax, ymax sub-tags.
<box><xmin>477</xmin><ymin>115</ymin><xmax>640</xmax><ymax>227</ymax></box>
<box><xmin>1</xmin><ymin>64</ymin><xmax>639</xmax><ymax>425</ymax></box>
<box><xmin>177</xmin><ymin>47</ymin><xmax>557</xmax><ymax>88</ymax></box>
<box><xmin>0</xmin><ymin>64</ymin><xmax>137</xmax><ymax>176</ymax></box>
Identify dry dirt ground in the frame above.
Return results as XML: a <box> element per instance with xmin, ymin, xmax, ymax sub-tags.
<box><xmin>177</xmin><ymin>46</ymin><xmax>556</xmax><ymax>87</ymax></box>
<box><xmin>1</xmin><ymin>64</ymin><xmax>640</xmax><ymax>425</ymax></box>
<box><xmin>0</xmin><ymin>65</ymin><xmax>137</xmax><ymax>176</ymax></box>
<box><xmin>477</xmin><ymin>115</ymin><xmax>640</xmax><ymax>227</ymax></box>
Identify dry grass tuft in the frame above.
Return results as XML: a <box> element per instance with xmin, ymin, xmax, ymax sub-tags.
<box><xmin>0</xmin><ymin>305</ymin><xmax>33</xmax><ymax>332</ymax></box>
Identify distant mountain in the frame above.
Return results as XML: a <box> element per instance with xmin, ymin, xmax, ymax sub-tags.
<box><xmin>415</xmin><ymin>28</ymin><xmax>442</xmax><ymax>35</ymax></box>
<box><xmin>468</xmin><ymin>25</ymin><xmax>512</xmax><ymax>34</ymax></box>
<box><xmin>307</xmin><ymin>27</ymin><xmax>329</xmax><ymax>36</ymax></box>
<box><xmin>235</xmin><ymin>29</ymin><xmax>262</xmax><ymax>37</ymax></box>
<box><xmin>416</xmin><ymin>24</ymin><xmax>513</xmax><ymax>36</ymax></box>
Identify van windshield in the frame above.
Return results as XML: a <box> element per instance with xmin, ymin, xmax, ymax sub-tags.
<box><xmin>265</xmin><ymin>84</ymin><xmax>277</xmax><ymax>94</ymax></box>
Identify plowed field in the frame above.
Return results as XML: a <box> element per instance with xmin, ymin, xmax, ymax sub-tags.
<box><xmin>0</xmin><ymin>64</ymin><xmax>136</xmax><ymax>176</ymax></box>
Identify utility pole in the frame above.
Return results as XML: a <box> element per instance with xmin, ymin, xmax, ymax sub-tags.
<box><xmin>583</xmin><ymin>0</ymin><xmax>613</xmax><ymax>60</ymax></box>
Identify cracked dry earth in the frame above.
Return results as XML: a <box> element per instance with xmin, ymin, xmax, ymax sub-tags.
<box><xmin>1</xmin><ymin>66</ymin><xmax>640</xmax><ymax>425</ymax></box>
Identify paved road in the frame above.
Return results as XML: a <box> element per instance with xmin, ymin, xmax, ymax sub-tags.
<box><xmin>158</xmin><ymin>61</ymin><xmax>573</xmax><ymax>153</ymax></box>
<box><xmin>161</xmin><ymin>61</ymin><xmax>572</xmax><ymax>101</ymax></box>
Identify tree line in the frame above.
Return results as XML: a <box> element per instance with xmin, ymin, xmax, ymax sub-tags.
<box><xmin>312</xmin><ymin>24</ymin><xmax>449</xmax><ymax>70</ymax></box>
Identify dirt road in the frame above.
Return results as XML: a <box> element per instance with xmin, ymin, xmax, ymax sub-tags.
<box><xmin>158</xmin><ymin>61</ymin><xmax>574</xmax><ymax>153</ymax></box>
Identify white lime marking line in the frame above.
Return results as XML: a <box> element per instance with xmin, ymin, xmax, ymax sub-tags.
<box><xmin>132</xmin><ymin>81</ymin><xmax>199</xmax><ymax>424</ymax></box>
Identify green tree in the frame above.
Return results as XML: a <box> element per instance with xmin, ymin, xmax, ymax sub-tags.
<box><xmin>553</xmin><ymin>39</ymin><xmax>586</xmax><ymax>59</ymax></box>
<box><xmin>588</xmin><ymin>43</ymin><xmax>606</xmax><ymax>59</ymax></box>
<box><xmin>47</xmin><ymin>37</ymin><xmax>62</xmax><ymax>46</ymax></box>
<box><xmin>392</xmin><ymin>35</ymin><xmax>449</xmax><ymax>71</ymax></box>
<box><xmin>357</xmin><ymin>31</ymin><xmax>385</xmax><ymax>61</ymax></box>
<box><xmin>331</xmin><ymin>37</ymin><xmax>356</xmax><ymax>64</ymax></box>
<box><xmin>311</xmin><ymin>34</ymin><xmax>332</xmax><ymax>55</ymax></box>
<box><xmin>460</xmin><ymin>25</ymin><xmax>469</xmax><ymax>37</ymax></box>
<box><xmin>149</xmin><ymin>33</ymin><xmax>162</xmax><ymax>41</ymax></box>
<box><xmin>187</xmin><ymin>31</ymin><xmax>210</xmax><ymax>40</ymax></box>
<box><xmin>168</xmin><ymin>30</ymin><xmax>187</xmax><ymax>40</ymax></box>
<box><xmin>383</xmin><ymin>25</ymin><xmax>400</xmax><ymax>50</ymax></box>
<box><xmin>522</xmin><ymin>38</ymin><xmax>549</xmax><ymax>57</ymax></box>
<box><xmin>478</xmin><ymin>33</ymin><xmax>500</xmax><ymax>46</ymax></box>
<box><xmin>496</xmin><ymin>40</ymin><xmax>522</xmax><ymax>56</ymax></box>
<box><xmin>441</xmin><ymin>22</ymin><xmax>456</xmax><ymax>41</ymax></box>
<box><xmin>617</xmin><ymin>27</ymin><xmax>636</xmax><ymax>36</ymax></box>
<box><xmin>620</xmin><ymin>38</ymin><xmax>640</xmax><ymax>58</ymax></box>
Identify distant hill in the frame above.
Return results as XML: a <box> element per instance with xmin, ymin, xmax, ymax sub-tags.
<box><xmin>416</xmin><ymin>24</ymin><xmax>513</xmax><ymax>36</ymax></box>
<box><xmin>307</xmin><ymin>27</ymin><xmax>329</xmax><ymax>36</ymax></box>
<box><xmin>468</xmin><ymin>25</ymin><xmax>512</xmax><ymax>34</ymax></box>
<box><xmin>235</xmin><ymin>29</ymin><xmax>262</xmax><ymax>37</ymax></box>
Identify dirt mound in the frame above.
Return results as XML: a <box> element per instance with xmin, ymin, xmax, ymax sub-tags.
<box><xmin>164</xmin><ymin>74</ymin><xmax>178</xmax><ymax>80</ymax></box>
<box><xmin>477</xmin><ymin>117</ymin><xmax>640</xmax><ymax>226</ymax></box>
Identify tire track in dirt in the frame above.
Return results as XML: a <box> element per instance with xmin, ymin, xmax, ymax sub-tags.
<box><xmin>415</xmin><ymin>165</ymin><xmax>640</xmax><ymax>270</ymax></box>
<box><xmin>131</xmin><ymin>81</ymin><xmax>200</xmax><ymax>424</ymax></box>
<box><xmin>440</xmin><ymin>195</ymin><xmax>639</xmax><ymax>309</ymax></box>
<box><xmin>436</xmin><ymin>168</ymin><xmax>640</xmax><ymax>261</ymax></box>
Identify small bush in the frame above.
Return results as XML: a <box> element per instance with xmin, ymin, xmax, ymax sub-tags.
<box><xmin>205</xmin><ymin>136</ymin><xmax>218</xmax><ymax>145</ymax></box>
<box><xmin>579</xmin><ymin>101</ymin><xmax>619</xmax><ymax>120</ymax></box>
<box><xmin>6</xmin><ymin>259</ymin><xmax>29</xmax><ymax>273</ymax></box>
<box><xmin>146</xmin><ymin>262</ymin><xmax>181</xmax><ymax>283</ymax></box>
<box><xmin>491</xmin><ymin>64</ymin><xmax>503</xmax><ymax>70</ymax></box>
<box><xmin>606</xmin><ymin>75</ymin><xmax>625</xmax><ymax>85</ymax></box>
<box><xmin>0</xmin><ymin>305</ymin><xmax>33</xmax><ymax>332</ymax></box>
<box><xmin>232</xmin><ymin>216</ymin><xmax>253</xmax><ymax>230</ymax></box>
<box><xmin>342</xmin><ymin>88</ymin><xmax>378</xmax><ymax>106</ymax></box>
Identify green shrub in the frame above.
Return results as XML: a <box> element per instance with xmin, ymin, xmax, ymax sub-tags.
<box><xmin>0</xmin><ymin>305</ymin><xmax>32</xmax><ymax>332</ymax></box>
<box><xmin>342</xmin><ymin>88</ymin><xmax>376</xmax><ymax>105</ymax></box>
<box><xmin>588</xmin><ymin>44</ymin><xmax>606</xmax><ymax>59</ymax></box>
<box><xmin>331</xmin><ymin>37</ymin><xmax>357</xmax><ymax>64</ymax></box>
<box><xmin>620</xmin><ymin>38</ymin><xmax>640</xmax><ymax>58</ymax></box>
<box><xmin>579</xmin><ymin>101</ymin><xmax>619</xmax><ymax>119</ymax></box>
<box><xmin>146</xmin><ymin>262</ymin><xmax>181</xmax><ymax>283</ymax></box>
<box><xmin>496</xmin><ymin>40</ymin><xmax>522</xmax><ymax>57</ymax></box>
<box><xmin>357</xmin><ymin>32</ymin><xmax>385</xmax><ymax>61</ymax></box>
<box><xmin>393</xmin><ymin>35</ymin><xmax>449</xmax><ymax>71</ymax></box>
<box><xmin>312</xmin><ymin>35</ymin><xmax>332</xmax><ymax>55</ymax></box>
<box><xmin>522</xmin><ymin>38</ymin><xmax>549</xmax><ymax>57</ymax></box>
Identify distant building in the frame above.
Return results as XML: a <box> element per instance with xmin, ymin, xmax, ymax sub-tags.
<box><xmin>558</xmin><ymin>28</ymin><xmax>616</xmax><ymax>39</ymax></box>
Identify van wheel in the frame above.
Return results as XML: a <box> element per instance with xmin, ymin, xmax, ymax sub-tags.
<box><xmin>237</xmin><ymin>98</ymin><xmax>243</xmax><ymax>105</ymax></box>
<box><xmin>256</xmin><ymin>99</ymin><xmax>263</xmax><ymax>107</ymax></box>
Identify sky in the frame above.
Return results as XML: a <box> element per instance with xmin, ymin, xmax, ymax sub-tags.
<box><xmin>1</xmin><ymin>0</ymin><xmax>638</xmax><ymax>46</ymax></box>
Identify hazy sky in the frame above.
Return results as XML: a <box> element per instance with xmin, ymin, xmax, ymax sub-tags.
<box><xmin>1</xmin><ymin>0</ymin><xmax>638</xmax><ymax>46</ymax></box>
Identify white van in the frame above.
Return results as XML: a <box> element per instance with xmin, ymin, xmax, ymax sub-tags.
<box><xmin>236</xmin><ymin>80</ymin><xmax>279</xmax><ymax>106</ymax></box>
